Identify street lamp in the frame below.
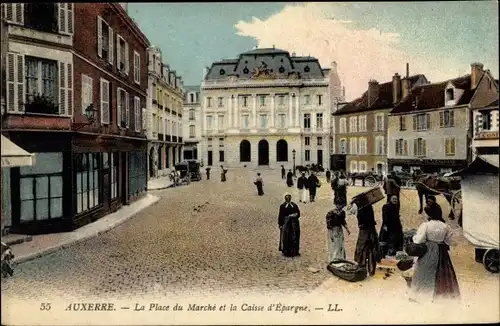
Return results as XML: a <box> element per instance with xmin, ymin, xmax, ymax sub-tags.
<box><xmin>292</xmin><ymin>149</ymin><xmax>296</xmax><ymax>177</ymax></box>
<box><xmin>72</xmin><ymin>104</ymin><xmax>98</xmax><ymax>130</ymax></box>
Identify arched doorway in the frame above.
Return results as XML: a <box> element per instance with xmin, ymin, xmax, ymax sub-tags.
<box><xmin>258</xmin><ymin>139</ymin><xmax>269</xmax><ymax>165</ymax></box>
<box><xmin>276</xmin><ymin>139</ymin><xmax>288</xmax><ymax>162</ymax></box>
<box><xmin>149</xmin><ymin>147</ymin><xmax>155</xmax><ymax>178</ymax></box>
<box><xmin>239</xmin><ymin>140</ymin><xmax>251</xmax><ymax>162</ymax></box>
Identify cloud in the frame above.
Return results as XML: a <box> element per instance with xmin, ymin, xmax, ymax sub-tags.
<box><xmin>234</xmin><ymin>3</ymin><xmax>462</xmax><ymax>101</ymax></box>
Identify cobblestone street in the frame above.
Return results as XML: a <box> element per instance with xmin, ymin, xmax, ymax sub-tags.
<box><xmin>1</xmin><ymin>169</ymin><xmax>498</xmax><ymax>304</ymax></box>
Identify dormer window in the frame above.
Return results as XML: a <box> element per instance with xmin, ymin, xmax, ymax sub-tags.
<box><xmin>243</xmin><ymin>67</ymin><xmax>249</xmax><ymax>74</ymax></box>
<box><xmin>219</xmin><ymin>69</ymin><xmax>225</xmax><ymax>75</ymax></box>
<box><xmin>279</xmin><ymin>66</ymin><xmax>285</xmax><ymax>73</ymax></box>
<box><xmin>304</xmin><ymin>66</ymin><xmax>310</xmax><ymax>72</ymax></box>
<box><xmin>446</xmin><ymin>88</ymin><xmax>454</xmax><ymax>101</ymax></box>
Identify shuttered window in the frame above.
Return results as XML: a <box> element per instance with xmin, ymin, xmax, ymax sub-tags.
<box><xmin>97</xmin><ymin>16</ymin><xmax>113</xmax><ymax>64</ymax></box>
<box><xmin>100</xmin><ymin>78</ymin><xmax>110</xmax><ymax>124</ymax></box>
<box><xmin>2</xmin><ymin>3</ymin><xmax>24</xmax><ymax>24</ymax></box>
<box><xmin>134</xmin><ymin>96</ymin><xmax>141</xmax><ymax>132</ymax></box>
<box><xmin>445</xmin><ymin>138</ymin><xmax>456</xmax><ymax>156</ymax></box>
<box><xmin>58</xmin><ymin>3</ymin><xmax>73</xmax><ymax>35</ymax></box>
<box><xmin>5</xmin><ymin>52</ymin><xmax>25</xmax><ymax>112</ymax></box>
<box><xmin>133</xmin><ymin>51</ymin><xmax>140</xmax><ymax>84</ymax></box>
<box><xmin>116</xmin><ymin>35</ymin><xmax>128</xmax><ymax>73</ymax></box>
<box><xmin>81</xmin><ymin>74</ymin><xmax>93</xmax><ymax>118</ymax></box>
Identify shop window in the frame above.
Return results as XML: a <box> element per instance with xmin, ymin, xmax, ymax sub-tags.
<box><xmin>76</xmin><ymin>153</ymin><xmax>102</xmax><ymax>214</ymax></box>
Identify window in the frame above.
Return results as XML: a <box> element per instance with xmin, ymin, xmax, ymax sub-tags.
<box><xmin>259</xmin><ymin>114</ymin><xmax>268</xmax><ymax>128</ymax></box>
<box><xmin>305</xmin><ymin>137</ymin><xmax>310</xmax><ymax>146</ymax></box>
<box><xmin>242</xmin><ymin>114</ymin><xmax>250</xmax><ymax>129</ymax></box>
<box><xmin>305</xmin><ymin>150</ymin><xmax>310</xmax><ymax>161</ymax></box>
<box><xmin>375</xmin><ymin>136</ymin><xmax>385</xmax><ymax>155</ymax></box>
<box><xmin>189</xmin><ymin>125</ymin><xmax>195</xmax><ymax>138</ymax></box>
<box><xmin>189</xmin><ymin>109</ymin><xmax>195</xmax><ymax>120</ymax></box>
<box><xmin>278</xmin><ymin>95</ymin><xmax>285</xmax><ymax>105</ymax></box>
<box><xmin>99</xmin><ymin>78</ymin><xmax>110</xmax><ymax>124</ymax></box>
<box><xmin>81</xmin><ymin>74</ymin><xmax>93</xmax><ymax>116</ymax></box>
<box><xmin>358</xmin><ymin>115</ymin><xmax>367</xmax><ymax>132</ymax></box>
<box><xmin>375</xmin><ymin>114</ymin><xmax>384</xmax><ymax>131</ymax></box>
<box><xmin>414</xmin><ymin>138</ymin><xmax>427</xmax><ymax>156</ymax></box>
<box><xmin>76</xmin><ymin>153</ymin><xmax>102</xmax><ymax>214</ymax></box>
<box><xmin>190</xmin><ymin>93</ymin><xmax>194</xmax><ymax>103</ymax></box>
<box><xmin>349</xmin><ymin>117</ymin><xmax>358</xmax><ymax>133</ymax></box>
<box><xmin>206</xmin><ymin>115</ymin><xmax>213</xmax><ymax>130</ymax></box>
<box><xmin>446</xmin><ymin>88</ymin><xmax>454</xmax><ymax>101</ymax></box>
<box><xmin>25</xmin><ymin>56</ymin><xmax>59</xmax><ymax>114</ymax></box>
<box><xmin>395</xmin><ymin>139</ymin><xmax>409</xmax><ymax>156</ymax></box>
<box><xmin>317</xmin><ymin>137</ymin><xmax>323</xmax><ymax>146</ymax></box>
<box><xmin>133</xmin><ymin>51</ymin><xmax>140</xmax><ymax>84</ymax></box>
<box><xmin>413</xmin><ymin>113</ymin><xmax>430</xmax><ymax>131</ymax></box>
<box><xmin>116</xmin><ymin>35</ymin><xmax>129</xmax><ymax>74</ymax></box>
<box><xmin>316</xmin><ymin>113</ymin><xmax>323</xmax><ymax>129</ymax></box>
<box><xmin>218</xmin><ymin>115</ymin><xmax>224</xmax><ymax>130</ymax></box>
<box><xmin>304</xmin><ymin>95</ymin><xmax>311</xmax><ymax>105</ymax></box>
<box><xmin>350</xmin><ymin>160</ymin><xmax>358</xmax><ymax>173</ymax></box>
<box><xmin>110</xmin><ymin>152</ymin><xmax>118</xmax><ymax>199</ymax></box>
<box><xmin>134</xmin><ymin>96</ymin><xmax>141</xmax><ymax>132</ymax></box>
<box><xmin>259</xmin><ymin>95</ymin><xmax>266</xmax><ymax>106</ymax></box>
<box><xmin>445</xmin><ymin>138</ymin><xmax>456</xmax><ymax>156</ymax></box>
<box><xmin>278</xmin><ymin>113</ymin><xmax>286</xmax><ymax>128</ymax></box>
<box><xmin>399</xmin><ymin>116</ymin><xmax>406</xmax><ymax>131</ymax></box>
<box><xmin>339</xmin><ymin>139</ymin><xmax>347</xmax><ymax>154</ymax></box>
<box><xmin>358</xmin><ymin>138</ymin><xmax>367</xmax><ymax>154</ymax></box>
<box><xmin>97</xmin><ymin>16</ymin><xmax>113</xmax><ymax>64</ymax></box>
<box><xmin>207</xmin><ymin>97</ymin><xmax>212</xmax><ymax>107</ymax></box>
<box><xmin>359</xmin><ymin>161</ymin><xmax>367</xmax><ymax>172</ymax></box>
<box><xmin>349</xmin><ymin>138</ymin><xmax>357</xmax><ymax>154</ymax></box>
<box><xmin>117</xmin><ymin>88</ymin><xmax>129</xmax><ymax>127</ymax></box>
<box><xmin>242</xmin><ymin>96</ymin><xmax>248</xmax><ymax>107</ymax></box>
<box><xmin>317</xmin><ymin>94</ymin><xmax>323</xmax><ymax>105</ymax></box>
<box><xmin>304</xmin><ymin>113</ymin><xmax>311</xmax><ymax>129</ymax></box>
<box><xmin>219</xmin><ymin>150</ymin><xmax>225</xmax><ymax>162</ymax></box>
<box><xmin>19</xmin><ymin>153</ymin><xmax>63</xmax><ymax>221</ymax></box>
<box><xmin>439</xmin><ymin>110</ymin><xmax>455</xmax><ymax>128</ymax></box>
<box><xmin>339</xmin><ymin>118</ymin><xmax>347</xmax><ymax>133</ymax></box>
<box><xmin>218</xmin><ymin>97</ymin><xmax>224</xmax><ymax>107</ymax></box>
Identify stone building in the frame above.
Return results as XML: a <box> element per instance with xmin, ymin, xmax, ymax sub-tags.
<box><xmin>333</xmin><ymin>68</ymin><xmax>428</xmax><ymax>174</ymax></box>
<box><xmin>182</xmin><ymin>85</ymin><xmax>202</xmax><ymax>160</ymax></box>
<box><xmin>145</xmin><ymin>46</ymin><xmax>184</xmax><ymax>180</ymax></box>
<box><xmin>387</xmin><ymin>63</ymin><xmax>498</xmax><ymax>173</ymax></box>
<box><xmin>200</xmin><ymin>47</ymin><xmax>343</xmax><ymax>169</ymax></box>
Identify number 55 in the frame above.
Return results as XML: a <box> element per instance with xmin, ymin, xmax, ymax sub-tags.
<box><xmin>40</xmin><ymin>303</ymin><xmax>51</xmax><ymax>311</ymax></box>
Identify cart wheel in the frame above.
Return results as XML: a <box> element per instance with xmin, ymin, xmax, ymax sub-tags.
<box><xmin>483</xmin><ymin>249</ymin><xmax>500</xmax><ymax>273</ymax></box>
<box><xmin>451</xmin><ymin>190</ymin><xmax>462</xmax><ymax>221</ymax></box>
<box><xmin>365</xmin><ymin>176</ymin><xmax>377</xmax><ymax>187</ymax></box>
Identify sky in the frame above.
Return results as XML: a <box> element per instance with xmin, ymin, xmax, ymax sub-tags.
<box><xmin>128</xmin><ymin>2</ymin><xmax>499</xmax><ymax>101</ymax></box>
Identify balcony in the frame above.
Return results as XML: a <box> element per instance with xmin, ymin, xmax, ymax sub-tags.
<box><xmin>158</xmin><ymin>133</ymin><xmax>164</xmax><ymax>141</ymax></box>
<box><xmin>166</xmin><ymin>135</ymin><xmax>171</xmax><ymax>142</ymax></box>
<box><xmin>172</xmin><ymin>136</ymin><xmax>178</xmax><ymax>142</ymax></box>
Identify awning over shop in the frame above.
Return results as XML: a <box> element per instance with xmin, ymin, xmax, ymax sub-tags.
<box><xmin>1</xmin><ymin>135</ymin><xmax>35</xmax><ymax>168</ymax></box>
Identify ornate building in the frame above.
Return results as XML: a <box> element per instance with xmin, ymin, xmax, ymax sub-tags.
<box><xmin>200</xmin><ymin>47</ymin><xmax>343</xmax><ymax>169</ymax></box>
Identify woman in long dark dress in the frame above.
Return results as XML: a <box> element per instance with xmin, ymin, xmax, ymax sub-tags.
<box><xmin>409</xmin><ymin>200</ymin><xmax>460</xmax><ymax>303</ymax></box>
<box><xmin>254</xmin><ymin>173</ymin><xmax>264</xmax><ymax>196</ymax></box>
<box><xmin>353</xmin><ymin>203</ymin><xmax>380</xmax><ymax>268</ymax></box>
<box><xmin>286</xmin><ymin>170</ymin><xmax>294</xmax><ymax>187</ymax></box>
<box><xmin>379</xmin><ymin>195</ymin><xmax>403</xmax><ymax>257</ymax></box>
<box><xmin>307</xmin><ymin>172</ymin><xmax>320</xmax><ymax>202</ymax></box>
<box><xmin>278</xmin><ymin>193</ymin><xmax>301</xmax><ymax>257</ymax></box>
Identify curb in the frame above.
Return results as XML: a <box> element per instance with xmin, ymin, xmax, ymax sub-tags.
<box><xmin>4</xmin><ymin>236</ymin><xmax>33</xmax><ymax>247</ymax></box>
<box><xmin>12</xmin><ymin>195</ymin><xmax>160</xmax><ymax>266</ymax></box>
<box><xmin>147</xmin><ymin>185</ymin><xmax>173</xmax><ymax>191</ymax></box>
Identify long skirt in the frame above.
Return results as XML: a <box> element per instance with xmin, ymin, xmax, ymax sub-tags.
<box><xmin>221</xmin><ymin>173</ymin><xmax>226</xmax><ymax>182</ymax></box>
<box><xmin>354</xmin><ymin>227</ymin><xmax>380</xmax><ymax>267</ymax></box>
<box><xmin>409</xmin><ymin>242</ymin><xmax>461</xmax><ymax>303</ymax></box>
<box><xmin>327</xmin><ymin>226</ymin><xmax>346</xmax><ymax>262</ymax></box>
<box><xmin>309</xmin><ymin>187</ymin><xmax>317</xmax><ymax>200</ymax></box>
<box><xmin>255</xmin><ymin>182</ymin><xmax>264</xmax><ymax>196</ymax></box>
<box><xmin>334</xmin><ymin>190</ymin><xmax>347</xmax><ymax>207</ymax></box>
<box><xmin>286</xmin><ymin>177</ymin><xmax>294</xmax><ymax>187</ymax></box>
<box><xmin>300</xmin><ymin>188</ymin><xmax>309</xmax><ymax>203</ymax></box>
<box><xmin>379</xmin><ymin>226</ymin><xmax>404</xmax><ymax>257</ymax></box>
<box><xmin>279</xmin><ymin>217</ymin><xmax>301</xmax><ymax>257</ymax></box>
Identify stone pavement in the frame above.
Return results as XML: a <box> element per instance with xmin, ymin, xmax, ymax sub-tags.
<box><xmin>1</xmin><ymin>169</ymin><xmax>498</xmax><ymax>313</ymax></box>
<box><xmin>147</xmin><ymin>175</ymin><xmax>174</xmax><ymax>190</ymax></box>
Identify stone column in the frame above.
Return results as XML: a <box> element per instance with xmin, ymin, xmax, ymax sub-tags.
<box><xmin>234</xmin><ymin>95</ymin><xmax>239</xmax><ymax>128</ymax></box>
<box><xmin>295</xmin><ymin>94</ymin><xmax>300</xmax><ymax>127</ymax></box>
<box><xmin>252</xmin><ymin>94</ymin><xmax>257</xmax><ymax>128</ymax></box>
<box><xmin>228</xmin><ymin>95</ymin><xmax>233</xmax><ymax>128</ymax></box>
<box><xmin>288</xmin><ymin>94</ymin><xmax>293</xmax><ymax>126</ymax></box>
<box><xmin>270</xmin><ymin>93</ymin><xmax>275</xmax><ymax>127</ymax></box>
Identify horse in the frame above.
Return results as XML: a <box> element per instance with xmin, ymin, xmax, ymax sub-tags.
<box><xmin>412</xmin><ymin>171</ymin><xmax>461</xmax><ymax>220</ymax></box>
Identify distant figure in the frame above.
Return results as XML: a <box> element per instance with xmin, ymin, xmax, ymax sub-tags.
<box><xmin>297</xmin><ymin>172</ymin><xmax>309</xmax><ymax>203</ymax></box>
<box><xmin>205</xmin><ymin>167</ymin><xmax>211</xmax><ymax>180</ymax></box>
<box><xmin>326</xmin><ymin>170</ymin><xmax>331</xmax><ymax>183</ymax></box>
<box><xmin>286</xmin><ymin>169</ymin><xmax>294</xmax><ymax>187</ymax></box>
<box><xmin>307</xmin><ymin>172</ymin><xmax>320</xmax><ymax>202</ymax></box>
<box><xmin>281</xmin><ymin>165</ymin><xmax>286</xmax><ymax>179</ymax></box>
<box><xmin>333</xmin><ymin>172</ymin><xmax>348</xmax><ymax>207</ymax></box>
<box><xmin>326</xmin><ymin>199</ymin><xmax>351</xmax><ymax>261</ymax></box>
<box><xmin>254</xmin><ymin>173</ymin><xmax>264</xmax><ymax>196</ymax></box>
<box><xmin>278</xmin><ymin>193</ymin><xmax>301</xmax><ymax>257</ymax></box>
<box><xmin>221</xmin><ymin>168</ymin><xmax>227</xmax><ymax>182</ymax></box>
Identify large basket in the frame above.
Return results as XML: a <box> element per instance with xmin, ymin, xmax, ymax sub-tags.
<box><xmin>351</xmin><ymin>186</ymin><xmax>385</xmax><ymax>209</ymax></box>
<box><xmin>327</xmin><ymin>259</ymin><xmax>367</xmax><ymax>282</ymax></box>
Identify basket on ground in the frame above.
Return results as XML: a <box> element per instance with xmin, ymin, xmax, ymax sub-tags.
<box><xmin>327</xmin><ymin>259</ymin><xmax>367</xmax><ymax>282</ymax></box>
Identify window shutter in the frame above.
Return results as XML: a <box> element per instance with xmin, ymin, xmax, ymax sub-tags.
<box><xmin>81</xmin><ymin>75</ymin><xmax>87</xmax><ymax>114</ymax></box>
<box><xmin>3</xmin><ymin>4</ymin><xmax>13</xmax><ymax>21</ymax></box>
<box><xmin>6</xmin><ymin>53</ymin><xmax>15</xmax><ymax>112</ymax></box>
<box><xmin>395</xmin><ymin>140</ymin><xmax>400</xmax><ymax>155</ymax></box>
<box><xmin>404</xmin><ymin>140</ymin><xmax>408</xmax><ymax>155</ymax></box>
<box><xmin>59</xmin><ymin>62</ymin><xmax>66</xmax><ymax>115</ymax></box>
<box><xmin>449</xmin><ymin>110</ymin><xmax>454</xmax><ymax>127</ymax></box>
<box><xmin>125</xmin><ymin>92</ymin><xmax>130</xmax><ymax>127</ymax></box>
<box><xmin>15</xmin><ymin>54</ymin><xmax>25</xmax><ymax>112</ymax></box>
<box><xmin>439</xmin><ymin>111</ymin><xmax>444</xmax><ymax>127</ymax></box>
<box><xmin>413</xmin><ymin>139</ymin><xmax>418</xmax><ymax>156</ymax></box>
<box><xmin>124</xmin><ymin>42</ymin><xmax>129</xmax><ymax>75</ymax></box>
<box><xmin>108</xmin><ymin>26</ymin><xmax>114</xmax><ymax>65</ymax></box>
<box><xmin>451</xmin><ymin>138</ymin><xmax>455</xmax><ymax>154</ymax></box>
<box><xmin>67</xmin><ymin>3</ymin><xmax>73</xmax><ymax>34</ymax></box>
<box><xmin>100</xmin><ymin>79</ymin><xmax>110</xmax><ymax>124</ymax></box>
<box><xmin>426</xmin><ymin>113</ymin><xmax>431</xmax><ymax>129</ymax></box>
<box><xmin>423</xmin><ymin>139</ymin><xmax>427</xmax><ymax>156</ymax></box>
<box><xmin>116</xmin><ymin>35</ymin><xmax>121</xmax><ymax>69</ymax></box>
<box><xmin>383</xmin><ymin>136</ymin><xmax>387</xmax><ymax>155</ymax></box>
<box><xmin>14</xmin><ymin>4</ymin><xmax>23</xmax><ymax>23</ymax></box>
<box><xmin>58</xmin><ymin>3</ymin><xmax>67</xmax><ymax>34</ymax></box>
<box><xmin>142</xmin><ymin>108</ymin><xmax>147</xmax><ymax>130</ymax></box>
<box><xmin>97</xmin><ymin>16</ymin><xmax>103</xmax><ymax>58</ymax></box>
<box><xmin>117</xmin><ymin>88</ymin><xmax>122</xmax><ymax>126</ymax></box>
<box><xmin>413</xmin><ymin>115</ymin><xmax>417</xmax><ymax>130</ymax></box>
<box><xmin>135</xmin><ymin>97</ymin><xmax>140</xmax><ymax>132</ymax></box>
<box><xmin>67</xmin><ymin>63</ymin><xmax>73</xmax><ymax>117</ymax></box>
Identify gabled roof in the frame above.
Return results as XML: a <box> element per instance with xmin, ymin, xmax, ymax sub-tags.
<box><xmin>334</xmin><ymin>74</ymin><xmax>426</xmax><ymax>115</ymax></box>
<box><xmin>391</xmin><ymin>75</ymin><xmax>475</xmax><ymax>114</ymax></box>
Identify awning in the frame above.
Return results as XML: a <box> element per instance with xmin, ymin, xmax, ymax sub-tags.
<box><xmin>1</xmin><ymin>135</ymin><xmax>35</xmax><ymax>168</ymax></box>
<box><xmin>450</xmin><ymin>155</ymin><xmax>499</xmax><ymax>177</ymax></box>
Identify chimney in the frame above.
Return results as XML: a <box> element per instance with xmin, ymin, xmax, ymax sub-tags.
<box><xmin>401</xmin><ymin>78</ymin><xmax>411</xmax><ymax>99</ymax></box>
<box><xmin>471</xmin><ymin>62</ymin><xmax>484</xmax><ymax>89</ymax></box>
<box><xmin>392</xmin><ymin>73</ymin><xmax>401</xmax><ymax>104</ymax></box>
<box><xmin>292</xmin><ymin>52</ymin><xmax>296</xmax><ymax>57</ymax></box>
<box><xmin>367</xmin><ymin>80</ymin><xmax>379</xmax><ymax>107</ymax></box>
<box><xmin>203</xmin><ymin>66</ymin><xmax>209</xmax><ymax>79</ymax></box>
<box><xmin>331</xmin><ymin>61</ymin><xmax>337</xmax><ymax>73</ymax></box>
<box><xmin>406</xmin><ymin>63</ymin><xmax>409</xmax><ymax>78</ymax></box>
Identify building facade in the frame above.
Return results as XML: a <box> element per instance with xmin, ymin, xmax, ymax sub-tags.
<box><xmin>200</xmin><ymin>48</ymin><xmax>343</xmax><ymax>169</ymax></box>
<box><xmin>333</xmin><ymin>71</ymin><xmax>428</xmax><ymax>174</ymax></box>
<box><xmin>387</xmin><ymin>63</ymin><xmax>498</xmax><ymax>173</ymax></box>
<box><xmin>145</xmin><ymin>46</ymin><xmax>184</xmax><ymax>180</ymax></box>
<box><xmin>182</xmin><ymin>85</ymin><xmax>202</xmax><ymax>160</ymax></box>
<box><xmin>1</xmin><ymin>3</ymin><xmax>150</xmax><ymax>234</ymax></box>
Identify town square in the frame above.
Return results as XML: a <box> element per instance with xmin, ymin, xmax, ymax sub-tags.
<box><xmin>1</xmin><ymin>2</ymin><xmax>499</xmax><ymax>325</ymax></box>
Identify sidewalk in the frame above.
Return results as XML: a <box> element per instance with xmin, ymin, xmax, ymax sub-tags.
<box><xmin>148</xmin><ymin>175</ymin><xmax>174</xmax><ymax>190</ymax></box>
<box><xmin>3</xmin><ymin>194</ymin><xmax>160</xmax><ymax>265</ymax></box>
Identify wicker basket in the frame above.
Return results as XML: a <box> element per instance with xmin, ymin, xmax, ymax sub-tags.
<box><xmin>351</xmin><ymin>186</ymin><xmax>385</xmax><ymax>209</ymax></box>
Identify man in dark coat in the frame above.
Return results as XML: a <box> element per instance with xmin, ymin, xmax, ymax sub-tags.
<box><xmin>281</xmin><ymin>165</ymin><xmax>286</xmax><ymax>179</ymax></box>
<box><xmin>384</xmin><ymin>171</ymin><xmax>402</xmax><ymax>204</ymax></box>
<box><xmin>286</xmin><ymin>169</ymin><xmax>294</xmax><ymax>187</ymax></box>
<box><xmin>307</xmin><ymin>172</ymin><xmax>320</xmax><ymax>202</ymax></box>
<box><xmin>353</xmin><ymin>203</ymin><xmax>380</xmax><ymax>268</ymax></box>
<box><xmin>326</xmin><ymin>170</ymin><xmax>331</xmax><ymax>183</ymax></box>
<box><xmin>297</xmin><ymin>172</ymin><xmax>309</xmax><ymax>203</ymax></box>
<box><xmin>205</xmin><ymin>167</ymin><xmax>211</xmax><ymax>180</ymax></box>
<box><xmin>380</xmin><ymin>195</ymin><xmax>403</xmax><ymax>257</ymax></box>
<box><xmin>278</xmin><ymin>193</ymin><xmax>301</xmax><ymax>257</ymax></box>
